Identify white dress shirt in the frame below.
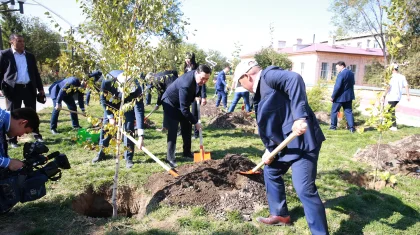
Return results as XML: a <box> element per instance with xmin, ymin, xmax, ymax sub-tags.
<box><xmin>12</xmin><ymin>47</ymin><xmax>30</xmax><ymax>84</ymax></box>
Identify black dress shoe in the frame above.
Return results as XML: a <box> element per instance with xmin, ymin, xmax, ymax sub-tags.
<box><xmin>126</xmin><ymin>160</ymin><xmax>134</xmax><ymax>169</ymax></box>
<box><xmin>329</xmin><ymin>126</ymin><xmax>337</xmax><ymax>130</ymax></box>
<box><xmin>183</xmin><ymin>152</ymin><xmax>194</xmax><ymax>159</ymax></box>
<box><xmin>51</xmin><ymin>129</ymin><xmax>59</xmax><ymax>135</ymax></box>
<box><xmin>92</xmin><ymin>153</ymin><xmax>105</xmax><ymax>163</ymax></box>
<box><xmin>167</xmin><ymin>160</ymin><xmax>177</xmax><ymax>168</ymax></box>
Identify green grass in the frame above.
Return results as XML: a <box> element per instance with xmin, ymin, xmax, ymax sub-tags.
<box><xmin>1</xmin><ymin>92</ymin><xmax>419</xmax><ymax>235</ymax></box>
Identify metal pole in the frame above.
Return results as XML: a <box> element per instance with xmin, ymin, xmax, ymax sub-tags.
<box><xmin>0</xmin><ymin>25</ymin><xmax>3</xmax><ymax>50</ymax></box>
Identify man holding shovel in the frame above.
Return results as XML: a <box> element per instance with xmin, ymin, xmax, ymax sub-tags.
<box><xmin>92</xmin><ymin>70</ymin><xmax>145</xmax><ymax>169</ymax></box>
<box><xmin>234</xmin><ymin>61</ymin><xmax>328</xmax><ymax>234</ymax></box>
<box><xmin>161</xmin><ymin>64</ymin><xmax>211</xmax><ymax>168</ymax></box>
<box><xmin>49</xmin><ymin>76</ymin><xmax>86</xmax><ymax>134</ymax></box>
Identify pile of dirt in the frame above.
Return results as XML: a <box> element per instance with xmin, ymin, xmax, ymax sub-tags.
<box><xmin>199</xmin><ymin>99</ymin><xmax>224</xmax><ymax>117</ymax></box>
<box><xmin>207</xmin><ymin>112</ymin><xmax>257</xmax><ymax>130</ymax></box>
<box><xmin>143</xmin><ymin>118</ymin><xmax>155</xmax><ymax>128</ymax></box>
<box><xmin>315</xmin><ymin>111</ymin><xmax>330</xmax><ymax>125</ymax></box>
<box><xmin>354</xmin><ymin>134</ymin><xmax>420</xmax><ymax>177</ymax></box>
<box><xmin>145</xmin><ymin>154</ymin><xmax>266</xmax><ymax>219</ymax></box>
<box><xmin>72</xmin><ymin>155</ymin><xmax>267</xmax><ymax>220</ymax></box>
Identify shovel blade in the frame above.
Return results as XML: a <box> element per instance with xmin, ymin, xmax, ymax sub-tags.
<box><xmin>238</xmin><ymin>170</ymin><xmax>262</xmax><ymax>175</ymax></box>
<box><xmin>193</xmin><ymin>150</ymin><xmax>211</xmax><ymax>163</ymax></box>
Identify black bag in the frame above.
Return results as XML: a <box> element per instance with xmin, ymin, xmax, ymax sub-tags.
<box><xmin>36</xmin><ymin>93</ymin><xmax>46</xmax><ymax>104</ymax></box>
<box><xmin>20</xmin><ymin>172</ymin><xmax>48</xmax><ymax>203</ymax></box>
<box><xmin>0</xmin><ymin>176</ymin><xmax>21</xmax><ymax>213</ymax></box>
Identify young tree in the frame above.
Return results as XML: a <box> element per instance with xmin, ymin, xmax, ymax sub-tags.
<box><xmin>329</xmin><ymin>0</ymin><xmax>391</xmax><ymax>64</ymax></box>
<box><xmin>58</xmin><ymin>0</ymin><xmax>188</xmax><ymax>217</ymax></box>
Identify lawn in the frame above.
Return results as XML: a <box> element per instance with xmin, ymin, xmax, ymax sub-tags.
<box><xmin>1</xmin><ymin>92</ymin><xmax>419</xmax><ymax>235</ymax></box>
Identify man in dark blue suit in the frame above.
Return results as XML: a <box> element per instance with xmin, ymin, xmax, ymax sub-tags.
<box><xmin>330</xmin><ymin>61</ymin><xmax>355</xmax><ymax>132</ymax></box>
<box><xmin>85</xmin><ymin>70</ymin><xmax>103</xmax><ymax>106</ymax></box>
<box><xmin>146</xmin><ymin>70</ymin><xmax>178</xmax><ymax>107</ymax></box>
<box><xmin>49</xmin><ymin>77</ymin><xmax>86</xmax><ymax>134</ymax></box>
<box><xmin>145</xmin><ymin>70</ymin><xmax>178</xmax><ymax>132</ymax></box>
<box><xmin>215</xmin><ymin>65</ymin><xmax>231</xmax><ymax>109</ymax></box>
<box><xmin>234</xmin><ymin>61</ymin><xmax>328</xmax><ymax>234</ymax></box>
<box><xmin>161</xmin><ymin>65</ymin><xmax>211</xmax><ymax>168</ymax></box>
<box><xmin>92</xmin><ymin>70</ymin><xmax>145</xmax><ymax>168</ymax></box>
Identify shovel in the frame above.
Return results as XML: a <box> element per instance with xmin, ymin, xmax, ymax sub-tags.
<box><xmin>58</xmin><ymin>107</ymin><xmax>86</xmax><ymax>117</ymax></box>
<box><xmin>121</xmin><ymin>130</ymin><xmax>179</xmax><ymax>177</ymax></box>
<box><xmin>144</xmin><ymin>105</ymin><xmax>159</xmax><ymax>121</ymax></box>
<box><xmin>239</xmin><ymin>125</ymin><xmax>305</xmax><ymax>175</ymax></box>
<box><xmin>193</xmin><ymin>100</ymin><xmax>211</xmax><ymax>162</ymax></box>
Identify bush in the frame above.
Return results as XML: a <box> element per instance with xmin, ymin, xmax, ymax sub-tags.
<box><xmin>363</xmin><ymin>60</ymin><xmax>385</xmax><ymax>87</ymax></box>
<box><xmin>254</xmin><ymin>47</ymin><xmax>292</xmax><ymax>69</ymax></box>
<box><xmin>307</xmin><ymin>81</ymin><xmax>331</xmax><ymax>112</ymax></box>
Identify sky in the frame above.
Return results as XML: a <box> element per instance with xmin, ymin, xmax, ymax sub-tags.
<box><xmin>10</xmin><ymin>0</ymin><xmax>335</xmax><ymax>57</ymax></box>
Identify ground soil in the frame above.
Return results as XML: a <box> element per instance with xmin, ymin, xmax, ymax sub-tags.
<box><xmin>72</xmin><ymin>155</ymin><xmax>267</xmax><ymax>220</ymax></box>
<box><xmin>199</xmin><ymin>99</ymin><xmax>224</xmax><ymax>118</ymax></box>
<box><xmin>145</xmin><ymin>154</ymin><xmax>266</xmax><ymax>219</ymax></box>
<box><xmin>354</xmin><ymin>134</ymin><xmax>420</xmax><ymax>177</ymax></box>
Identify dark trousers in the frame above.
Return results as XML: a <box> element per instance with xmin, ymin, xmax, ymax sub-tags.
<box><xmin>6</xmin><ymin>84</ymin><xmax>41</xmax><ymax>143</ymax></box>
<box><xmin>85</xmin><ymin>89</ymin><xmax>91</xmax><ymax>105</ymax></box>
<box><xmin>264</xmin><ymin>145</ymin><xmax>328</xmax><ymax>235</ymax></box>
<box><xmin>228</xmin><ymin>91</ymin><xmax>250</xmax><ymax>112</ymax></box>
<box><xmin>97</xmin><ymin>106</ymin><xmax>142</xmax><ymax>161</ymax></box>
<box><xmin>145</xmin><ymin>92</ymin><xmax>152</xmax><ymax>105</ymax></box>
<box><xmin>191</xmin><ymin>99</ymin><xmax>200</xmax><ymax>136</ymax></box>
<box><xmin>163</xmin><ymin>101</ymin><xmax>192</xmax><ymax>162</ymax></box>
<box><xmin>215</xmin><ymin>89</ymin><xmax>227</xmax><ymax>108</ymax></box>
<box><xmin>330</xmin><ymin>101</ymin><xmax>354</xmax><ymax>129</ymax></box>
<box><xmin>50</xmin><ymin>97</ymin><xmax>80</xmax><ymax>130</ymax></box>
<box><xmin>388</xmin><ymin>101</ymin><xmax>399</xmax><ymax>127</ymax></box>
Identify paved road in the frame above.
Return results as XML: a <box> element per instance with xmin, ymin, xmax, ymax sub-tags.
<box><xmin>0</xmin><ymin>87</ymin><xmax>53</xmax><ymax>111</ymax></box>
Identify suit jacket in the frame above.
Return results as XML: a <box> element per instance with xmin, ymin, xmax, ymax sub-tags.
<box><xmin>147</xmin><ymin>70</ymin><xmax>178</xmax><ymax>106</ymax></box>
<box><xmin>0</xmin><ymin>48</ymin><xmax>43</xmax><ymax>98</ymax></box>
<box><xmin>100</xmin><ymin>72</ymin><xmax>143</xmax><ymax>122</ymax></box>
<box><xmin>49</xmin><ymin>77</ymin><xmax>85</xmax><ymax>110</ymax></box>
<box><xmin>215</xmin><ymin>70</ymin><xmax>227</xmax><ymax>90</ymax></box>
<box><xmin>161</xmin><ymin>70</ymin><xmax>202</xmax><ymax>124</ymax></box>
<box><xmin>255</xmin><ymin>66</ymin><xmax>325</xmax><ymax>162</ymax></box>
<box><xmin>331</xmin><ymin>68</ymin><xmax>355</xmax><ymax>102</ymax></box>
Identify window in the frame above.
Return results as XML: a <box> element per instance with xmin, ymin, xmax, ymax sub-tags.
<box><xmin>320</xmin><ymin>62</ymin><xmax>329</xmax><ymax>79</ymax></box>
<box><xmin>300</xmin><ymin>62</ymin><xmax>305</xmax><ymax>75</ymax></box>
<box><xmin>373</xmin><ymin>42</ymin><xmax>379</xmax><ymax>48</ymax></box>
<box><xmin>357</xmin><ymin>42</ymin><xmax>362</xmax><ymax>48</ymax></box>
<box><xmin>348</xmin><ymin>65</ymin><xmax>357</xmax><ymax>74</ymax></box>
<box><xmin>332</xmin><ymin>63</ymin><xmax>338</xmax><ymax>78</ymax></box>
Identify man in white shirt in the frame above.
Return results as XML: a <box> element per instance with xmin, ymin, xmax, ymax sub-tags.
<box><xmin>0</xmin><ymin>34</ymin><xmax>45</xmax><ymax>147</ymax></box>
<box><xmin>383</xmin><ymin>64</ymin><xmax>410</xmax><ymax>131</ymax></box>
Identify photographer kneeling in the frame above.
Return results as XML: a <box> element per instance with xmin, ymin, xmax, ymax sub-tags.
<box><xmin>0</xmin><ymin>107</ymin><xmax>70</xmax><ymax>213</ymax></box>
<box><xmin>0</xmin><ymin>107</ymin><xmax>39</xmax><ymax>170</ymax></box>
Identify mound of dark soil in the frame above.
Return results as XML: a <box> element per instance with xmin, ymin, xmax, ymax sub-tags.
<box><xmin>207</xmin><ymin>112</ymin><xmax>257</xmax><ymax>130</ymax></box>
<box><xmin>354</xmin><ymin>134</ymin><xmax>420</xmax><ymax>177</ymax></box>
<box><xmin>145</xmin><ymin>154</ymin><xmax>266</xmax><ymax>218</ymax></box>
<box><xmin>199</xmin><ymin>100</ymin><xmax>223</xmax><ymax>117</ymax></box>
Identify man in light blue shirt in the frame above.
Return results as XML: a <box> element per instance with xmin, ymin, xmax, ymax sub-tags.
<box><xmin>0</xmin><ymin>108</ymin><xmax>40</xmax><ymax>171</ymax></box>
<box><xmin>0</xmin><ymin>34</ymin><xmax>45</xmax><ymax>147</ymax></box>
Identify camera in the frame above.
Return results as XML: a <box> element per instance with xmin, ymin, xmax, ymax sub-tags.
<box><xmin>0</xmin><ymin>142</ymin><xmax>71</xmax><ymax>214</ymax></box>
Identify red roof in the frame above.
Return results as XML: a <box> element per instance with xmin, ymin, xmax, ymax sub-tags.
<box><xmin>278</xmin><ymin>43</ymin><xmax>383</xmax><ymax>56</ymax></box>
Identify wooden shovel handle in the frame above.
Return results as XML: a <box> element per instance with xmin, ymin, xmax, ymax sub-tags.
<box><xmin>251</xmin><ymin>130</ymin><xmax>301</xmax><ymax>173</ymax></box>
